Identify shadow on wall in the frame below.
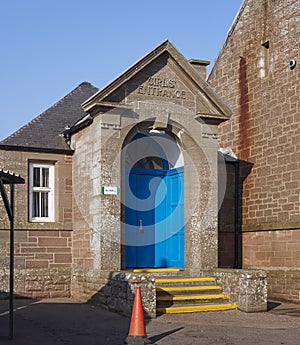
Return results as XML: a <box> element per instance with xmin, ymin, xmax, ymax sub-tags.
<box><xmin>218</xmin><ymin>153</ymin><xmax>253</xmax><ymax>269</ymax></box>
<box><xmin>87</xmin><ymin>271</ymin><xmax>156</xmax><ymax>319</ymax></box>
<box><xmin>86</xmin><ymin>271</ymin><xmax>185</xmax><ymax>342</ymax></box>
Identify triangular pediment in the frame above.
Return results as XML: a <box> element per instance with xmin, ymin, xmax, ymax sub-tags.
<box><xmin>82</xmin><ymin>40</ymin><xmax>232</xmax><ymax>122</ymax></box>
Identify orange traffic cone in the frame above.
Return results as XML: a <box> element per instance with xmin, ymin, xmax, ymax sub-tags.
<box><xmin>124</xmin><ymin>287</ymin><xmax>152</xmax><ymax>345</ymax></box>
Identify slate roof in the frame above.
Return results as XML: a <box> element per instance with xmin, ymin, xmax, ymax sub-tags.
<box><xmin>0</xmin><ymin>82</ymin><xmax>99</xmax><ymax>153</ymax></box>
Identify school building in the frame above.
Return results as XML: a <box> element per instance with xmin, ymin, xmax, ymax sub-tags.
<box><xmin>0</xmin><ymin>0</ymin><xmax>298</xmax><ymax>316</ymax></box>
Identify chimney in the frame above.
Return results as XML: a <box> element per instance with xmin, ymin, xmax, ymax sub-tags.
<box><xmin>189</xmin><ymin>59</ymin><xmax>210</xmax><ymax>79</ymax></box>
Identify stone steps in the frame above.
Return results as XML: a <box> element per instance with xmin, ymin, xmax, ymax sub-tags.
<box><xmin>157</xmin><ymin>285</ymin><xmax>223</xmax><ymax>294</ymax></box>
<box><xmin>155</xmin><ymin>272</ymin><xmax>237</xmax><ymax>315</ymax></box>
<box><xmin>127</xmin><ymin>268</ymin><xmax>182</xmax><ymax>276</ymax></box>
<box><xmin>156</xmin><ymin>303</ymin><xmax>237</xmax><ymax>314</ymax></box>
<box><xmin>156</xmin><ymin>277</ymin><xmax>216</xmax><ymax>285</ymax></box>
<box><xmin>157</xmin><ymin>293</ymin><xmax>231</xmax><ymax>308</ymax></box>
<box><xmin>128</xmin><ymin>268</ymin><xmax>237</xmax><ymax>314</ymax></box>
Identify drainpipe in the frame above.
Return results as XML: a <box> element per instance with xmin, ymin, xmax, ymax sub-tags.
<box><xmin>234</xmin><ymin>160</ymin><xmax>240</xmax><ymax>269</ymax></box>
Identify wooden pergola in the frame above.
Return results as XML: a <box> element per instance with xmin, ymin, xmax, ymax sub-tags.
<box><xmin>0</xmin><ymin>169</ymin><xmax>25</xmax><ymax>340</ymax></box>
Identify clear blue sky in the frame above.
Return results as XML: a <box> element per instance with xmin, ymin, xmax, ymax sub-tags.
<box><xmin>0</xmin><ymin>0</ymin><xmax>242</xmax><ymax>141</ymax></box>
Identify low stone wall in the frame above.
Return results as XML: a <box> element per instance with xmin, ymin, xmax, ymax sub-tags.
<box><xmin>71</xmin><ymin>269</ymin><xmax>107</xmax><ymax>302</ymax></box>
<box><xmin>85</xmin><ymin>271</ymin><xmax>156</xmax><ymax>318</ymax></box>
<box><xmin>213</xmin><ymin>268</ymin><xmax>267</xmax><ymax>312</ymax></box>
<box><xmin>0</xmin><ymin>268</ymin><xmax>71</xmax><ymax>299</ymax></box>
<box><xmin>267</xmin><ymin>268</ymin><xmax>300</xmax><ymax>304</ymax></box>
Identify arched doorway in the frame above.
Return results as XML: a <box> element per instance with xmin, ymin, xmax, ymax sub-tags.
<box><xmin>123</xmin><ymin>129</ymin><xmax>184</xmax><ymax>268</ymax></box>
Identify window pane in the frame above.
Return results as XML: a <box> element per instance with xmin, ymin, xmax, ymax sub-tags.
<box><xmin>151</xmin><ymin>157</ymin><xmax>165</xmax><ymax>170</ymax></box>
<box><xmin>33</xmin><ymin>192</ymin><xmax>40</xmax><ymax>217</ymax></box>
<box><xmin>133</xmin><ymin>156</ymin><xmax>167</xmax><ymax>170</ymax></box>
<box><xmin>42</xmin><ymin>168</ymin><xmax>49</xmax><ymax>187</ymax></box>
<box><xmin>33</xmin><ymin>168</ymin><xmax>40</xmax><ymax>187</ymax></box>
<box><xmin>30</xmin><ymin>163</ymin><xmax>53</xmax><ymax>221</ymax></box>
<box><xmin>41</xmin><ymin>192</ymin><xmax>49</xmax><ymax>217</ymax></box>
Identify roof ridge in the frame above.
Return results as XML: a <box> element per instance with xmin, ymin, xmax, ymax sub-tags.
<box><xmin>0</xmin><ymin>81</ymin><xmax>95</xmax><ymax>144</ymax></box>
<box><xmin>82</xmin><ymin>40</ymin><xmax>232</xmax><ymax>119</ymax></box>
<box><xmin>82</xmin><ymin>40</ymin><xmax>171</xmax><ymax>110</ymax></box>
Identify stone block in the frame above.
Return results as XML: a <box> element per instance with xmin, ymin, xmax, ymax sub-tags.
<box><xmin>83</xmin><ymin>271</ymin><xmax>156</xmax><ymax>318</ymax></box>
<box><xmin>214</xmin><ymin>268</ymin><xmax>267</xmax><ymax>312</ymax></box>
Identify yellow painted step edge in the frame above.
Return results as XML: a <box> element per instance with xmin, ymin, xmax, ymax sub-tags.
<box><xmin>156</xmin><ymin>277</ymin><xmax>215</xmax><ymax>284</ymax></box>
<box><xmin>157</xmin><ymin>286</ymin><xmax>222</xmax><ymax>292</ymax></box>
<box><xmin>129</xmin><ymin>268</ymin><xmax>181</xmax><ymax>273</ymax></box>
<box><xmin>157</xmin><ymin>293</ymin><xmax>230</xmax><ymax>301</ymax></box>
<box><xmin>156</xmin><ymin>303</ymin><xmax>237</xmax><ymax>314</ymax></box>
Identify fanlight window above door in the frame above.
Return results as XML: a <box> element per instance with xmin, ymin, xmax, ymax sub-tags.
<box><xmin>133</xmin><ymin>156</ymin><xmax>169</xmax><ymax>170</ymax></box>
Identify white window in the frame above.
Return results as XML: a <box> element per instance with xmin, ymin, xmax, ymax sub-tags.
<box><xmin>29</xmin><ymin>163</ymin><xmax>54</xmax><ymax>222</ymax></box>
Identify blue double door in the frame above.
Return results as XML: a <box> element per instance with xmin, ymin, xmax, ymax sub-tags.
<box><xmin>125</xmin><ymin>167</ymin><xmax>184</xmax><ymax>268</ymax></box>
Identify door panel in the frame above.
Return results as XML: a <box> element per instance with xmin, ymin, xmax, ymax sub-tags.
<box><xmin>155</xmin><ymin>168</ymin><xmax>184</xmax><ymax>267</ymax></box>
<box><xmin>125</xmin><ymin>170</ymin><xmax>156</xmax><ymax>268</ymax></box>
<box><xmin>125</xmin><ymin>167</ymin><xmax>184</xmax><ymax>268</ymax></box>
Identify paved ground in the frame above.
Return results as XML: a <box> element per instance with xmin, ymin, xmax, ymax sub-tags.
<box><xmin>0</xmin><ymin>298</ymin><xmax>299</xmax><ymax>345</ymax></box>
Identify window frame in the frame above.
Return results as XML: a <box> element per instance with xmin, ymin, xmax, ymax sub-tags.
<box><xmin>29</xmin><ymin>162</ymin><xmax>55</xmax><ymax>222</ymax></box>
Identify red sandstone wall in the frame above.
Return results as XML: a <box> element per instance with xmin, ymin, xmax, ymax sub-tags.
<box><xmin>209</xmin><ymin>0</ymin><xmax>300</xmax><ymax>302</ymax></box>
<box><xmin>209</xmin><ymin>0</ymin><xmax>300</xmax><ymax>229</ymax></box>
<box><xmin>243</xmin><ymin>230</ymin><xmax>300</xmax><ymax>268</ymax></box>
<box><xmin>0</xmin><ymin>150</ymin><xmax>73</xmax><ymax>298</ymax></box>
<box><xmin>15</xmin><ymin>230</ymin><xmax>72</xmax><ymax>269</ymax></box>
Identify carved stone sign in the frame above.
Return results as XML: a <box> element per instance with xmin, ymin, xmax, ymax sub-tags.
<box><xmin>137</xmin><ymin>77</ymin><xmax>186</xmax><ymax>100</ymax></box>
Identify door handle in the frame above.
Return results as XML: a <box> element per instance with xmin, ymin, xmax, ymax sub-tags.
<box><xmin>139</xmin><ymin>219</ymin><xmax>144</xmax><ymax>234</ymax></box>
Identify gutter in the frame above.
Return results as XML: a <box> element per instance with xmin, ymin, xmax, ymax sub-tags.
<box><xmin>0</xmin><ymin>144</ymin><xmax>74</xmax><ymax>155</ymax></box>
<box><xmin>63</xmin><ymin>114</ymin><xmax>93</xmax><ymax>147</ymax></box>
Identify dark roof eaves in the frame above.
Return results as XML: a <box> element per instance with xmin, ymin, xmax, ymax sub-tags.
<box><xmin>0</xmin><ymin>144</ymin><xmax>74</xmax><ymax>155</ymax></box>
